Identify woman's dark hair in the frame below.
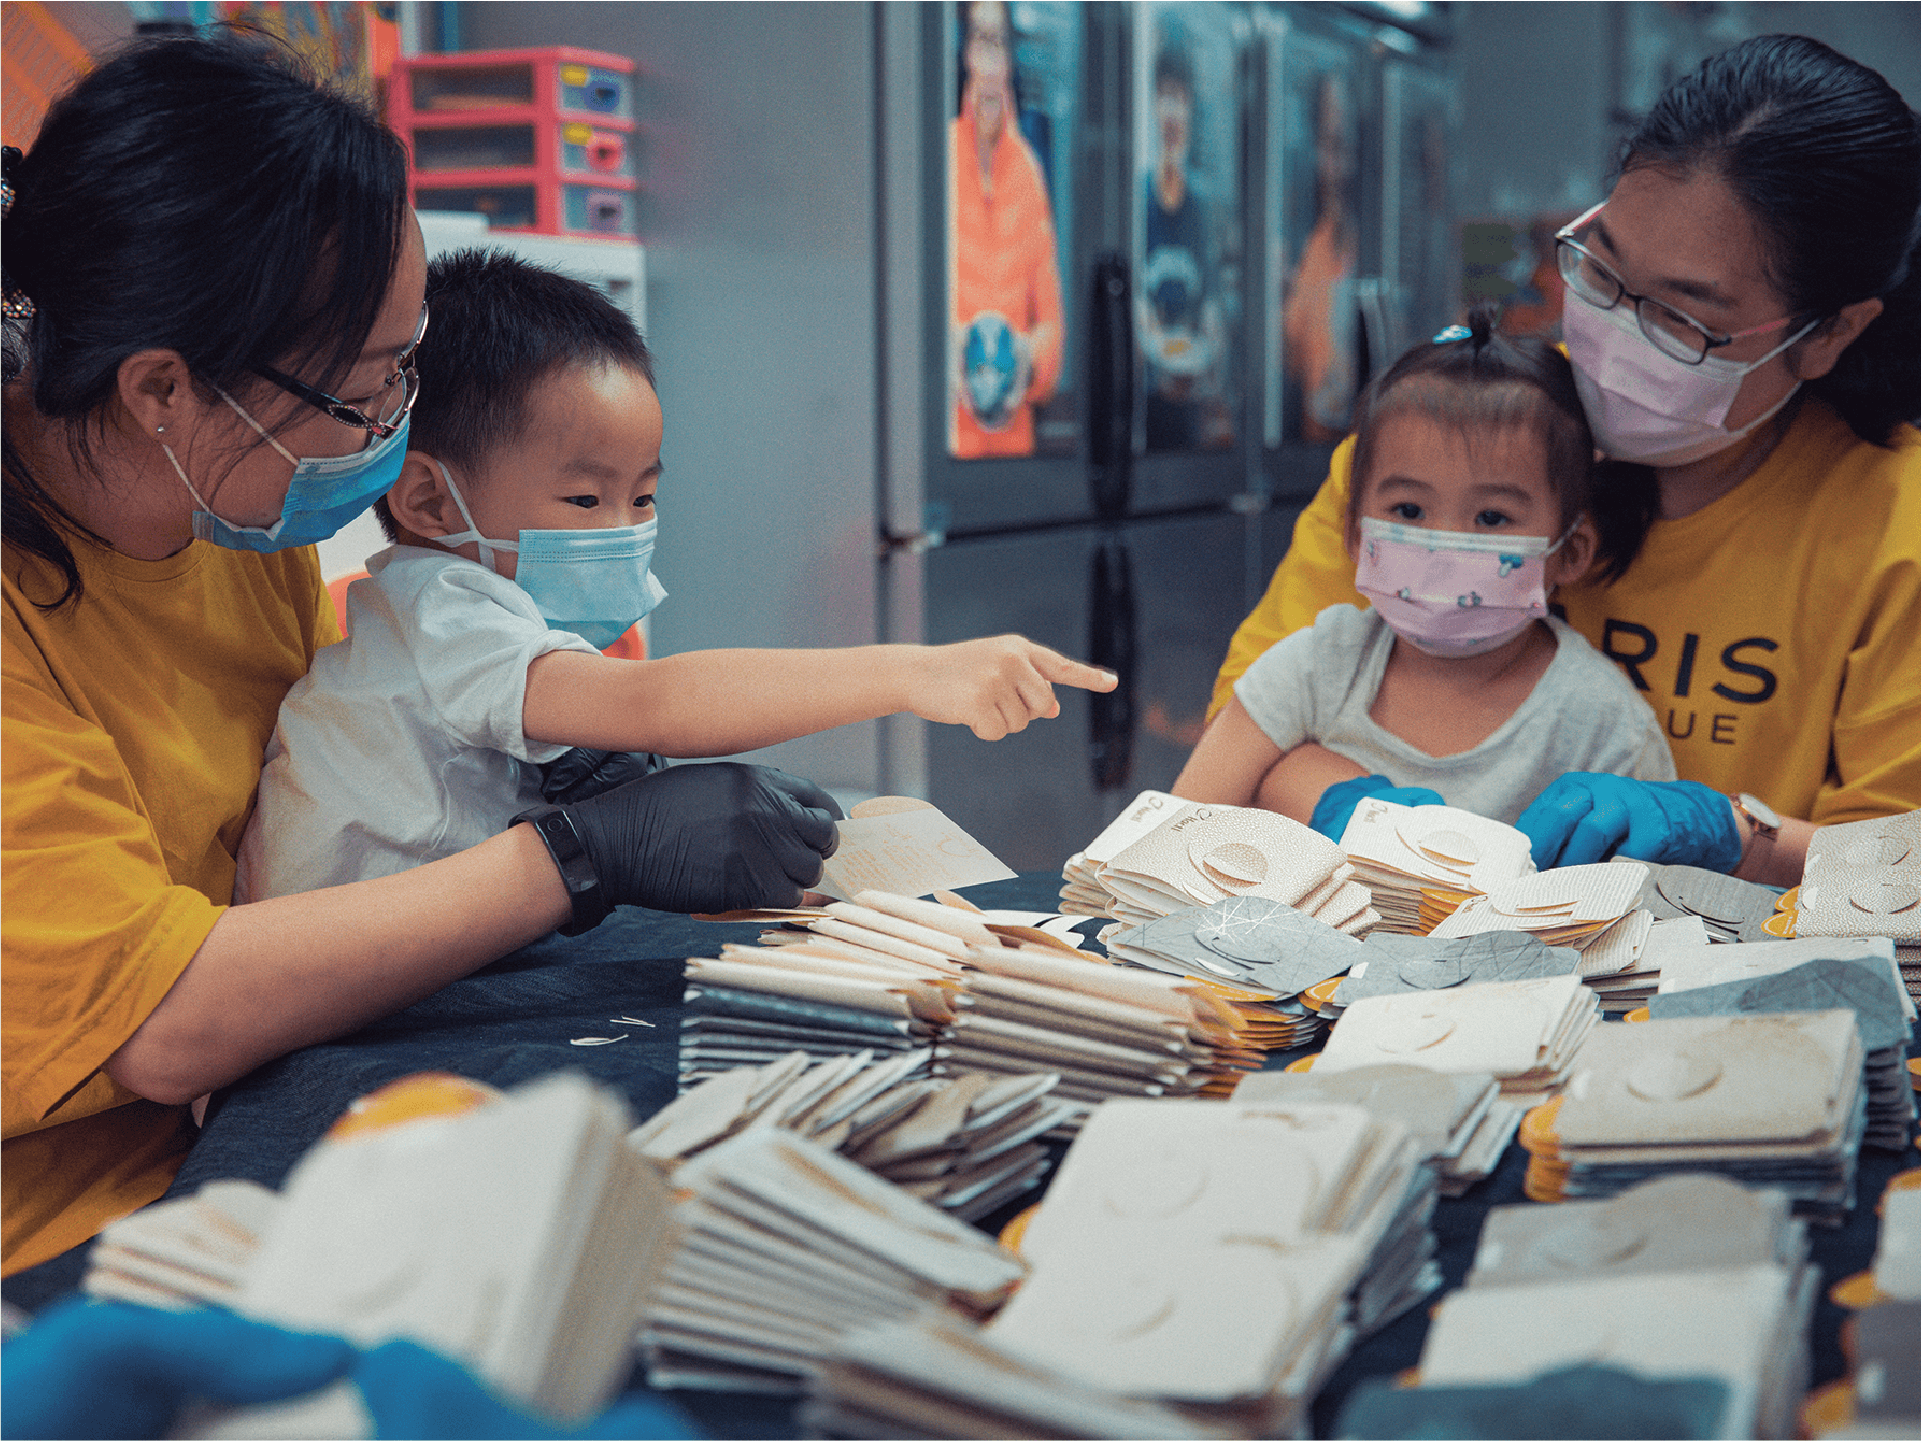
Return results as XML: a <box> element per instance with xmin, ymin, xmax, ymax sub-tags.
<box><xmin>1347</xmin><ymin>305</ymin><xmax>1657</xmax><ymax>586</ymax></box>
<box><xmin>1</xmin><ymin>30</ymin><xmax>410</xmax><ymax>609</ymax></box>
<box><xmin>374</xmin><ymin>247</ymin><xmax>654</xmax><ymax>540</ymax></box>
<box><xmin>1620</xmin><ymin>33</ymin><xmax>1921</xmax><ymax>445</ymax></box>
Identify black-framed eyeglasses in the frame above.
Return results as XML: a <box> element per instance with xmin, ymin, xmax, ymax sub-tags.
<box><xmin>255</xmin><ymin>303</ymin><xmax>429</xmax><ymax>438</ymax></box>
<box><xmin>1554</xmin><ymin>206</ymin><xmax>1792</xmax><ymax>366</ymax></box>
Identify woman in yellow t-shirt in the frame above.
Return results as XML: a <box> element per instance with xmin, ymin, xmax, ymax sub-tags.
<box><xmin>3</xmin><ymin>35</ymin><xmax>839</xmax><ymax>1282</ymax></box>
<box><xmin>1216</xmin><ymin>34</ymin><xmax>1921</xmax><ymax>883</ymax></box>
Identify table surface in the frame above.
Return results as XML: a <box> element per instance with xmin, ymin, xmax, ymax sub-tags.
<box><xmin>12</xmin><ymin>875</ymin><xmax>1916</xmax><ymax>1438</ymax></box>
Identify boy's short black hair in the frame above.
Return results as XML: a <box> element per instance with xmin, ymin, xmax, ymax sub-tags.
<box><xmin>1346</xmin><ymin>304</ymin><xmax>1657</xmax><ymax>586</ymax></box>
<box><xmin>375</xmin><ymin>247</ymin><xmax>654</xmax><ymax>539</ymax></box>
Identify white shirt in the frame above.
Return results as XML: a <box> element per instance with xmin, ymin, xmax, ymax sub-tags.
<box><xmin>1232</xmin><ymin>604</ymin><xmax>1677</xmax><ymax>826</ymax></box>
<box><xmin>235</xmin><ymin>546</ymin><xmax>598</xmax><ymax>901</ymax></box>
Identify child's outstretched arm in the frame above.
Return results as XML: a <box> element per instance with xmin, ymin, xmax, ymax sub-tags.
<box><xmin>520</xmin><ymin>637</ymin><xmax>1117</xmax><ymax>758</ymax></box>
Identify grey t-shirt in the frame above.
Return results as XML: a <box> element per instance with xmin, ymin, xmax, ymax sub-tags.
<box><xmin>1232</xmin><ymin>604</ymin><xmax>1676</xmax><ymax>825</ymax></box>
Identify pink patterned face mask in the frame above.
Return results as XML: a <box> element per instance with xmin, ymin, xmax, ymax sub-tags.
<box><xmin>1355</xmin><ymin>517</ymin><xmax>1573</xmax><ymax>658</ymax></box>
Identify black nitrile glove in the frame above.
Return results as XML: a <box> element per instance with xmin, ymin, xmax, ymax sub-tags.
<box><xmin>562</xmin><ymin>762</ymin><xmax>842</xmax><ymax>915</ymax></box>
<box><xmin>538</xmin><ymin>746</ymin><xmax>666</xmax><ymax>805</ymax></box>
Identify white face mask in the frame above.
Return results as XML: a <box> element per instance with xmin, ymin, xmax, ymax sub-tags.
<box><xmin>429</xmin><ymin>460</ymin><xmax>666</xmax><ymax>650</ymax></box>
<box><xmin>1561</xmin><ymin>294</ymin><xmax>1819</xmax><ymax>467</ymax></box>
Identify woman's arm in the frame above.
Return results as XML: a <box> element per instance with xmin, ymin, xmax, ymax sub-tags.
<box><xmin>104</xmin><ymin>825</ymin><xmax>572</xmax><ymax>1105</ymax></box>
<box><xmin>1732</xmin><ymin>810</ymin><xmax>1816</xmax><ymax>889</ymax></box>
<box><xmin>105</xmin><ymin>756</ymin><xmax>843</xmax><ymax>1105</ymax></box>
<box><xmin>522</xmin><ymin>638</ymin><xmax>1115</xmax><ymax>756</ymax></box>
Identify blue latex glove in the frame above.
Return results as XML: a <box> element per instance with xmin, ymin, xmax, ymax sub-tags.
<box><xmin>1</xmin><ymin>1301</ymin><xmax>702</xmax><ymax>1441</ymax></box>
<box><xmin>354</xmin><ymin>1339</ymin><xmax>700</xmax><ymax>1439</ymax></box>
<box><xmin>1309</xmin><ymin>773</ymin><xmax>1447</xmax><ymax>843</ymax></box>
<box><xmin>1</xmin><ymin>1298</ymin><xmax>352</xmax><ymax>1439</ymax></box>
<box><xmin>1514</xmin><ymin>773</ymin><xmax>1742</xmax><ymax>872</ymax></box>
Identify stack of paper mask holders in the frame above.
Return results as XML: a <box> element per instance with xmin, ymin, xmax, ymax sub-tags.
<box><xmin>1336</xmin><ymin>796</ymin><xmax>1536</xmax><ymax>933</ymax></box>
<box><xmin>1061</xmin><ymin>790</ymin><xmax>1381</xmax><ymax>935</ymax></box>
<box><xmin>805</xmin><ymin>1311</ymin><xmax>1222</xmax><ymax>1440</ymax></box>
<box><xmin>964</xmin><ymin>1097</ymin><xmax>1438</xmax><ymax>1437</ymax></box>
<box><xmin>1817</xmin><ymin>1181</ymin><xmax>1921</xmax><ymax>1438</ymax></box>
<box><xmin>1796</xmin><ymin>1176</ymin><xmax>1921</xmax><ymax>1438</ymax></box>
<box><xmin>1311</xmin><ymin>926</ymin><xmax>1584</xmax><ymax>1025</ymax></box>
<box><xmin>947</xmin><ymin>934</ymin><xmax>1264</xmax><ymax>1106</ymax></box>
<box><xmin>84</xmin><ymin>1178</ymin><xmax>280</xmax><ymax>1312</ymax></box>
<box><xmin>1645</xmin><ymin>935</ymin><xmax>1915</xmax><ymax>1149</ymax></box>
<box><xmin>1520</xmin><ymin>1009</ymin><xmax>1868</xmax><ymax>1222</ymax></box>
<box><xmin>1352</xmin><ymin>1173</ymin><xmax>1817</xmax><ymax>1440</ymax></box>
<box><xmin>1553</xmin><ymin>860</ymin><xmax>1786</xmax><ymax>1013</ymax></box>
<box><xmin>1061</xmin><ymin>791</ymin><xmax>1404</xmax><ymax>1051</ymax></box>
<box><xmin>1104</xmin><ymin>895</ymin><xmax>1364</xmax><ymax>1053</ymax></box>
<box><xmin>679</xmin><ymin>891</ymin><xmax>973</xmax><ymax>1086</ymax></box>
<box><xmin>629</xmin><ymin>1047</ymin><xmax>1074</xmax><ymax>1222</ymax></box>
<box><xmin>680</xmin><ymin>889</ymin><xmax>1267</xmax><ymax>1118</ymax></box>
<box><xmin>632</xmin><ymin>1127</ymin><xmax>1025</xmax><ymax>1394</ymax></box>
<box><xmin>1429</xmin><ymin>857</ymin><xmax>1652</xmax><ymax>972</ymax></box>
<box><xmin>676</xmin><ymin>796</ymin><xmax>1026</xmax><ymax>1086</ymax></box>
<box><xmin>1312</xmin><ymin>970</ymin><xmax>1600</xmax><ymax>1100</ymax></box>
<box><xmin>153</xmin><ymin>1073</ymin><xmax>666</xmax><ymax>1439</ymax></box>
<box><xmin>1634</xmin><ymin>860</ymin><xmax>1790</xmax><ymax>942</ymax></box>
<box><xmin>1234</xmin><ymin>1063</ymin><xmax>1516</xmax><ymax>1197</ymax></box>
<box><xmin>1792</xmin><ymin>808</ymin><xmax>1921</xmax><ymax>1000</ymax></box>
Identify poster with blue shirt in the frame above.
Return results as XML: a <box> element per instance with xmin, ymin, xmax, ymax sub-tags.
<box><xmin>1134</xmin><ymin>2</ymin><xmax>1243</xmax><ymax>453</ymax></box>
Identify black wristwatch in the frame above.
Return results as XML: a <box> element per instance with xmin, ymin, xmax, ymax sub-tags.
<box><xmin>512</xmin><ymin>804</ymin><xmax>612</xmax><ymax>936</ymax></box>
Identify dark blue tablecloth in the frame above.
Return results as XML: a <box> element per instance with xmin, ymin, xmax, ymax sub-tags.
<box><xmin>7</xmin><ymin>875</ymin><xmax>1914</xmax><ymax>1439</ymax></box>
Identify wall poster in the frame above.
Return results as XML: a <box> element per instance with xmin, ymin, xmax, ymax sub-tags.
<box><xmin>946</xmin><ymin>0</ymin><xmax>1082</xmax><ymax>460</ymax></box>
<box><xmin>1264</xmin><ymin>19</ymin><xmax>1363</xmax><ymax>449</ymax></box>
<box><xmin>1131</xmin><ymin>1</ymin><xmax>1245</xmax><ymax>454</ymax></box>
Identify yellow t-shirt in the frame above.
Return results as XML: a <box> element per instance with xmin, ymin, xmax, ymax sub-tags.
<box><xmin>1211</xmin><ymin>399</ymin><xmax>1921</xmax><ymax>825</ymax></box>
<box><xmin>3</xmin><ymin>533</ymin><xmax>340</xmax><ymax>1274</ymax></box>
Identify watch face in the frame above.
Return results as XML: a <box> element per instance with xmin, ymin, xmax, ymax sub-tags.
<box><xmin>1739</xmin><ymin>794</ymin><xmax>1783</xmax><ymax>831</ymax></box>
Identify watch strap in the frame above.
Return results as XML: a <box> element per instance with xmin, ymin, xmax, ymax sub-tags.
<box><xmin>1730</xmin><ymin>792</ymin><xmax>1782</xmax><ymax>841</ymax></box>
<box><xmin>513</xmin><ymin>803</ymin><xmax>613</xmax><ymax>937</ymax></box>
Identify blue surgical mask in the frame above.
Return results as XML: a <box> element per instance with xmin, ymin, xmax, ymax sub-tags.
<box><xmin>430</xmin><ymin>459</ymin><xmax>667</xmax><ymax>649</ymax></box>
<box><xmin>162</xmin><ymin>389</ymin><xmax>410</xmax><ymax>553</ymax></box>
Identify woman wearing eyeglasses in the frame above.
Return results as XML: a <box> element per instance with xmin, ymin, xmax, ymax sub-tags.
<box><xmin>1</xmin><ymin>35</ymin><xmax>837</xmax><ymax>1284</ymax></box>
<box><xmin>1212</xmin><ymin>33</ymin><xmax>1920</xmax><ymax>882</ymax></box>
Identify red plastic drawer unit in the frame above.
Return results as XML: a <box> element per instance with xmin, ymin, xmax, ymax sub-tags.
<box><xmin>390</xmin><ymin>47</ymin><xmax>639</xmax><ymax>239</ymax></box>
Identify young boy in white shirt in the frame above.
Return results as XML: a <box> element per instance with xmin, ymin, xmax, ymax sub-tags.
<box><xmin>238</xmin><ymin>249</ymin><xmax>1113</xmax><ymax>911</ymax></box>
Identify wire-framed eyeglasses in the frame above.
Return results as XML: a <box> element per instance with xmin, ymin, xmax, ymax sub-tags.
<box><xmin>1554</xmin><ymin>208</ymin><xmax>1794</xmax><ymax>365</ymax></box>
<box><xmin>255</xmin><ymin>303</ymin><xmax>429</xmax><ymax>439</ymax></box>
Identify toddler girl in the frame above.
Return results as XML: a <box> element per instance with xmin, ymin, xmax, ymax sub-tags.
<box><xmin>1175</xmin><ymin>310</ymin><xmax>1673</xmax><ymax>829</ymax></box>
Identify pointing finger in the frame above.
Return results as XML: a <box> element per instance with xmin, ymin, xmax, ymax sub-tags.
<box><xmin>1030</xmin><ymin>647</ymin><xmax>1119</xmax><ymax>693</ymax></box>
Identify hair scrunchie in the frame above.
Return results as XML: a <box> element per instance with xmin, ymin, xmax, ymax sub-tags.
<box><xmin>3</xmin><ymin>145</ymin><xmax>33</xmax><ymax>324</ymax></box>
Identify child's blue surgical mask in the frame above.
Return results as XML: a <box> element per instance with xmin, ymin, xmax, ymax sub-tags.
<box><xmin>163</xmin><ymin>389</ymin><xmax>410</xmax><ymax>553</ymax></box>
<box><xmin>429</xmin><ymin>459</ymin><xmax>667</xmax><ymax>649</ymax></box>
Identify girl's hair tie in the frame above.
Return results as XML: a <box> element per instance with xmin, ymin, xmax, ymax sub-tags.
<box><xmin>1432</xmin><ymin>323</ymin><xmax>1471</xmax><ymax>344</ymax></box>
<box><xmin>2</xmin><ymin>145</ymin><xmax>31</xmax><ymax>323</ymax></box>
<box><xmin>1</xmin><ymin>145</ymin><xmax>20</xmax><ymax>218</ymax></box>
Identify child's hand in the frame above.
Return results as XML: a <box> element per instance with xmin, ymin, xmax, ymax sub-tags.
<box><xmin>912</xmin><ymin>637</ymin><xmax>1117</xmax><ymax>741</ymax></box>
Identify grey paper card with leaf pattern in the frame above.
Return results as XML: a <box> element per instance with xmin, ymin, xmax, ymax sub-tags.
<box><xmin>1107</xmin><ymin>895</ymin><xmax>1364</xmax><ymax>994</ymax></box>
<box><xmin>1631</xmin><ymin>862</ymin><xmax>1780</xmax><ymax>942</ymax></box>
<box><xmin>1646</xmin><ymin>956</ymin><xmax>1909</xmax><ymax>1051</ymax></box>
<box><xmin>1334</xmin><ymin>931</ymin><xmax>1583</xmax><ymax>1007</ymax></box>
